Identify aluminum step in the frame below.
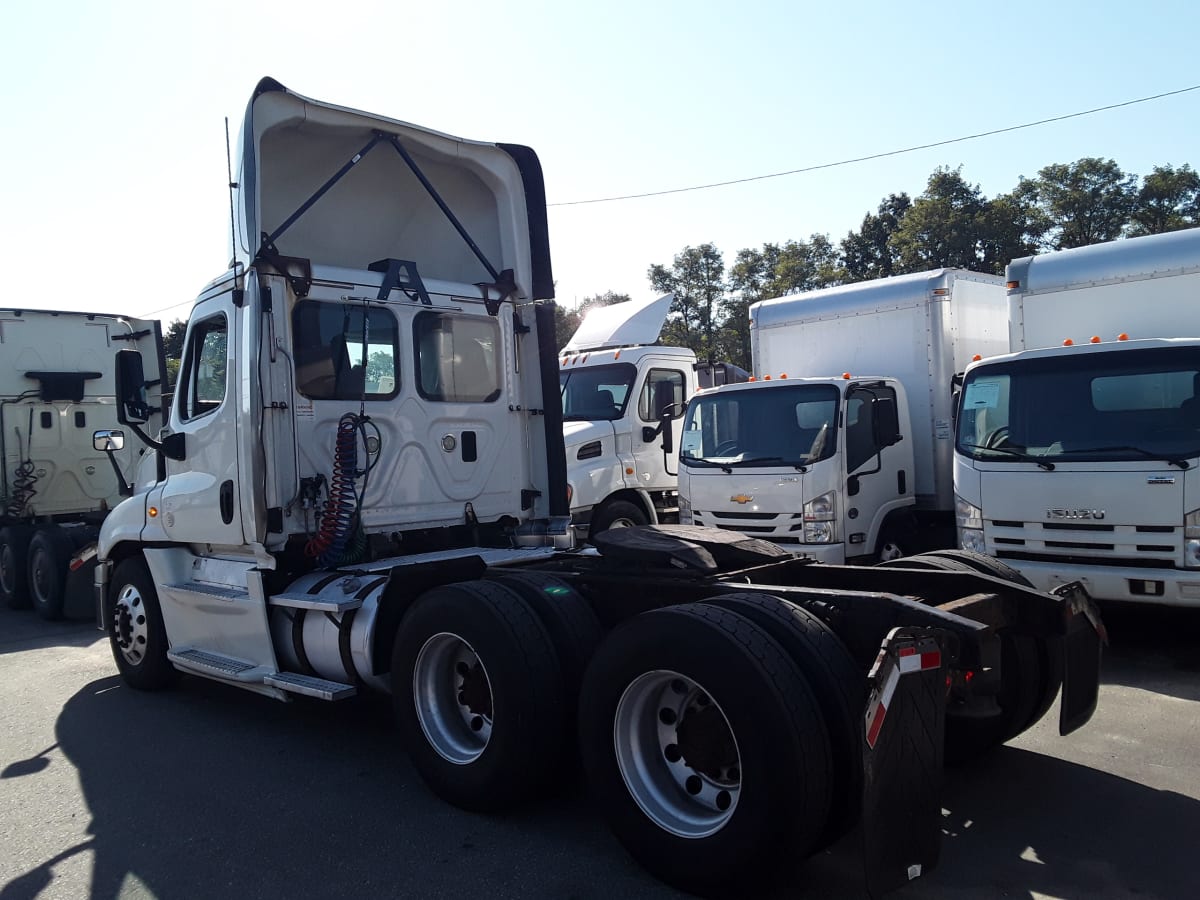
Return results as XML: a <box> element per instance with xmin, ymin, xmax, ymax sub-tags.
<box><xmin>264</xmin><ymin>671</ymin><xmax>357</xmax><ymax>701</ymax></box>
<box><xmin>268</xmin><ymin>592</ymin><xmax>363</xmax><ymax>613</ymax></box>
<box><xmin>165</xmin><ymin>581</ymin><xmax>249</xmax><ymax>602</ymax></box>
<box><xmin>168</xmin><ymin>648</ymin><xmax>260</xmax><ymax>679</ymax></box>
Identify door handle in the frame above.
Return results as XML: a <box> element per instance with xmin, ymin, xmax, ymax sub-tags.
<box><xmin>220</xmin><ymin>480</ymin><xmax>234</xmax><ymax>524</ymax></box>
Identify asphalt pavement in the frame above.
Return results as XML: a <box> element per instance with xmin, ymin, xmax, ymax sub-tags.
<box><xmin>1</xmin><ymin>601</ymin><xmax>1197</xmax><ymax>899</ymax></box>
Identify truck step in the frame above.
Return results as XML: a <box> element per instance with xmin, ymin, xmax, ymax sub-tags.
<box><xmin>267</xmin><ymin>591</ymin><xmax>363</xmax><ymax>613</ymax></box>
<box><xmin>165</xmin><ymin>581</ymin><xmax>249</xmax><ymax>602</ymax></box>
<box><xmin>168</xmin><ymin>648</ymin><xmax>261</xmax><ymax>679</ymax></box>
<box><xmin>264</xmin><ymin>671</ymin><xmax>357</xmax><ymax>701</ymax></box>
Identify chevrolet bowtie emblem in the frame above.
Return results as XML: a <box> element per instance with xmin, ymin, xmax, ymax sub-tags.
<box><xmin>730</xmin><ymin>494</ymin><xmax>754</xmax><ymax>504</ymax></box>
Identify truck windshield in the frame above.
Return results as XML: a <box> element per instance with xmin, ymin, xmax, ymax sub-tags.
<box><xmin>559</xmin><ymin>362</ymin><xmax>637</xmax><ymax>422</ymax></box>
<box><xmin>680</xmin><ymin>384</ymin><xmax>839</xmax><ymax>467</ymax></box>
<box><xmin>956</xmin><ymin>346</ymin><xmax>1200</xmax><ymax>464</ymax></box>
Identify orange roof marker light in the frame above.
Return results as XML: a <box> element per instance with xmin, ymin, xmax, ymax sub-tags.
<box><xmin>842</xmin><ymin>372</ymin><xmax>851</xmax><ymax>380</ymax></box>
<box><xmin>1117</xmin><ymin>333</ymin><xmax>1129</xmax><ymax>341</ymax></box>
<box><xmin>764</xmin><ymin>375</ymin><xmax>772</xmax><ymax>381</ymax></box>
<box><xmin>1090</xmin><ymin>336</ymin><xmax>1101</xmax><ymax>344</ymax></box>
<box><xmin>748</xmin><ymin>376</ymin><xmax>757</xmax><ymax>382</ymax></box>
<box><xmin>779</xmin><ymin>373</ymin><xmax>788</xmax><ymax>379</ymax></box>
<box><xmin>1063</xmin><ymin>339</ymin><xmax>1074</xmax><ymax>347</ymax></box>
<box><xmin>972</xmin><ymin>354</ymin><xmax>982</xmax><ymax>362</ymax></box>
<box><xmin>613</xmin><ymin>350</ymin><xmax>621</xmax><ymax>360</ymax></box>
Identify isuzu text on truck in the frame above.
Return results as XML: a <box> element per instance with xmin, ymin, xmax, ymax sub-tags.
<box><xmin>0</xmin><ymin>309</ymin><xmax>162</xmax><ymax>618</ymax></box>
<box><xmin>94</xmin><ymin>78</ymin><xmax>1103</xmax><ymax>896</ymax></box>
<box><xmin>678</xmin><ymin>269</ymin><xmax>1008</xmax><ymax>563</ymax></box>
<box><xmin>955</xmin><ymin>227</ymin><xmax>1200</xmax><ymax>607</ymax></box>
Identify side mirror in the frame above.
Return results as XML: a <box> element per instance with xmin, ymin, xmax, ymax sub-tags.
<box><xmin>93</xmin><ymin>429</ymin><xmax>125</xmax><ymax>452</ymax></box>
<box><xmin>660</xmin><ymin>409</ymin><xmax>674</xmax><ymax>455</ymax></box>
<box><xmin>872</xmin><ymin>396</ymin><xmax>902</xmax><ymax>448</ymax></box>
<box><xmin>115</xmin><ymin>349</ymin><xmax>150</xmax><ymax>426</ymax></box>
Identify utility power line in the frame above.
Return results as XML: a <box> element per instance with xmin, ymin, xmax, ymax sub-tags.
<box><xmin>548</xmin><ymin>84</ymin><xmax>1200</xmax><ymax>207</ymax></box>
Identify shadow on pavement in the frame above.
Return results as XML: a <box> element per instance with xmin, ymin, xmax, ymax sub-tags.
<box><xmin>0</xmin><ymin>604</ymin><xmax>103</xmax><ymax>658</ymax></box>
<box><xmin>1099</xmin><ymin>603</ymin><xmax>1200</xmax><ymax>701</ymax></box>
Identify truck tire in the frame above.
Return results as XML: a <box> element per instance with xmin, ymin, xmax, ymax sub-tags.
<box><xmin>0</xmin><ymin>525</ymin><xmax>33</xmax><ymax>609</ymax></box>
<box><xmin>108</xmin><ymin>557</ymin><xmax>178</xmax><ymax>691</ymax></box>
<box><xmin>704</xmin><ymin>591</ymin><xmax>863</xmax><ymax>847</ymax></box>
<box><xmin>578</xmin><ymin>603</ymin><xmax>832</xmax><ymax>897</ymax></box>
<box><xmin>589</xmin><ymin>499</ymin><xmax>649</xmax><ymax>537</ymax></box>
<box><xmin>918</xmin><ymin>549</ymin><xmax>1033</xmax><ymax>586</ymax></box>
<box><xmin>392</xmin><ymin>580</ymin><xmax>567</xmax><ymax>812</ymax></box>
<box><xmin>28</xmin><ymin>527</ymin><xmax>74</xmax><ymax>621</ymax></box>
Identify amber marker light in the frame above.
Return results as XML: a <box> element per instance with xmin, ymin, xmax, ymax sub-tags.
<box><xmin>1090</xmin><ymin>336</ymin><xmax>1101</xmax><ymax>343</ymax></box>
<box><xmin>1063</xmin><ymin>339</ymin><xmax>1074</xmax><ymax>346</ymax></box>
<box><xmin>1117</xmin><ymin>333</ymin><xmax>1129</xmax><ymax>341</ymax></box>
<box><xmin>972</xmin><ymin>354</ymin><xmax>982</xmax><ymax>361</ymax></box>
<box><xmin>842</xmin><ymin>372</ymin><xmax>851</xmax><ymax>380</ymax></box>
<box><xmin>148</xmin><ymin>506</ymin><xmax>158</xmax><ymax>517</ymax></box>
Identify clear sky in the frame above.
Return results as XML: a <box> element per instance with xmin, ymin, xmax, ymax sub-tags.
<box><xmin>2</xmin><ymin>0</ymin><xmax>1196</xmax><ymax>326</ymax></box>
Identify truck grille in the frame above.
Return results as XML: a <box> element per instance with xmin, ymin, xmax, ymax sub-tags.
<box><xmin>693</xmin><ymin>510</ymin><xmax>805</xmax><ymax>543</ymax></box>
<box><xmin>988</xmin><ymin>520</ymin><xmax>1181</xmax><ymax>568</ymax></box>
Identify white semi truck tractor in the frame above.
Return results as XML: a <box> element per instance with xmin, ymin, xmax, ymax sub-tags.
<box><xmin>0</xmin><ymin>308</ymin><xmax>163</xmax><ymax>618</ymax></box>
<box><xmin>96</xmin><ymin>78</ymin><xmax>1104</xmax><ymax>897</ymax></box>
<box><xmin>955</xmin><ymin>226</ymin><xmax>1200</xmax><ymax>607</ymax></box>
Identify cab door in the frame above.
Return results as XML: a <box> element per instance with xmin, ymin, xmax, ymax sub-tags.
<box><xmin>632</xmin><ymin>366</ymin><xmax>687</xmax><ymax>488</ymax></box>
<box><xmin>157</xmin><ymin>293</ymin><xmax>245</xmax><ymax>547</ymax></box>
<box><xmin>843</xmin><ymin>384</ymin><xmax>910</xmax><ymax>553</ymax></box>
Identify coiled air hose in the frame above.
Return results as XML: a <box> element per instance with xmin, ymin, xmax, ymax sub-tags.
<box><xmin>305</xmin><ymin>412</ymin><xmax>380</xmax><ymax>568</ymax></box>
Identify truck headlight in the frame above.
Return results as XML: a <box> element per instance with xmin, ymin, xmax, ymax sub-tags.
<box><xmin>678</xmin><ymin>493</ymin><xmax>693</xmax><ymax>525</ymax></box>
<box><xmin>803</xmin><ymin>491</ymin><xmax>836</xmax><ymax>544</ymax></box>
<box><xmin>956</xmin><ymin>495</ymin><xmax>985</xmax><ymax>553</ymax></box>
<box><xmin>1185</xmin><ymin>509</ymin><xmax>1200</xmax><ymax>569</ymax></box>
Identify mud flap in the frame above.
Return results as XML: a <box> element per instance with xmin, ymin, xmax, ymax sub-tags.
<box><xmin>861</xmin><ymin>627</ymin><xmax>946</xmax><ymax>898</ymax></box>
<box><xmin>1053</xmin><ymin>581</ymin><xmax>1104</xmax><ymax>735</ymax></box>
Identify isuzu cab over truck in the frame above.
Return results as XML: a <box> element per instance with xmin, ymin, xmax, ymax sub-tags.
<box><xmin>96</xmin><ymin>78</ymin><xmax>1103</xmax><ymax>897</ymax></box>
<box><xmin>559</xmin><ymin>292</ymin><xmax>746</xmax><ymax>537</ymax></box>
<box><xmin>0</xmin><ymin>308</ymin><xmax>162</xmax><ymax>618</ymax></box>
<box><xmin>955</xmin><ymin>227</ymin><xmax>1200</xmax><ymax>607</ymax></box>
<box><xmin>678</xmin><ymin>270</ymin><xmax>1007</xmax><ymax>563</ymax></box>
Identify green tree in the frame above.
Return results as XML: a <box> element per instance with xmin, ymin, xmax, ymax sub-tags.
<box><xmin>768</xmin><ymin>235</ymin><xmax>843</xmax><ymax>295</ymax></box>
<box><xmin>841</xmin><ymin>193</ymin><xmax>911</xmax><ymax>282</ymax></box>
<box><xmin>1129</xmin><ymin>164</ymin><xmax>1200</xmax><ymax>236</ymax></box>
<box><xmin>648</xmin><ymin>244</ymin><xmax>726</xmax><ymax>360</ymax></box>
<box><xmin>977</xmin><ymin>188</ymin><xmax>1048</xmax><ymax>275</ymax></box>
<box><xmin>552</xmin><ymin>301</ymin><xmax>581</xmax><ymax>350</ymax></box>
<box><xmin>1021</xmin><ymin>158</ymin><xmax>1137</xmax><ymax>249</ymax></box>
<box><xmin>163</xmin><ymin>319</ymin><xmax>187</xmax><ymax>360</ymax></box>
<box><xmin>890</xmin><ymin>167</ymin><xmax>988</xmax><ymax>272</ymax></box>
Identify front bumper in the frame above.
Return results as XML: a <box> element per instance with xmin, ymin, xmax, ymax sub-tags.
<box><xmin>1004</xmin><ymin>558</ymin><xmax>1200</xmax><ymax>607</ymax></box>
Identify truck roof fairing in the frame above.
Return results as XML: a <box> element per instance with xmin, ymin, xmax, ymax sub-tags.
<box><xmin>562</xmin><ymin>293</ymin><xmax>674</xmax><ymax>352</ymax></box>
<box><xmin>236</xmin><ymin>77</ymin><xmax>553</xmax><ymax>301</ymax></box>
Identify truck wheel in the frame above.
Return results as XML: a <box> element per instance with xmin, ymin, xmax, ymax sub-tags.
<box><xmin>945</xmin><ymin>633</ymin><xmax>1041</xmax><ymax>764</ymax></box>
<box><xmin>392</xmin><ymin>580</ymin><xmax>567</xmax><ymax>812</ymax></box>
<box><xmin>578</xmin><ymin>603</ymin><xmax>832</xmax><ymax>897</ymax></box>
<box><xmin>875</xmin><ymin>526</ymin><xmax>910</xmax><ymax>562</ymax></box>
<box><xmin>28</xmin><ymin>527</ymin><xmax>74</xmax><ymax>621</ymax></box>
<box><xmin>704</xmin><ymin>591</ymin><xmax>863</xmax><ymax>847</ymax></box>
<box><xmin>108</xmin><ymin>557</ymin><xmax>178</xmax><ymax>691</ymax></box>
<box><xmin>590</xmin><ymin>499</ymin><xmax>649</xmax><ymax>537</ymax></box>
<box><xmin>918</xmin><ymin>550</ymin><xmax>1033</xmax><ymax>586</ymax></box>
<box><xmin>0</xmin><ymin>525</ymin><xmax>33</xmax><ymax>609</ymax></box>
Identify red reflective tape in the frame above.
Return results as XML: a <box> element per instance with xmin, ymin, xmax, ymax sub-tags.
<box><xmin>920</xmin><ymin>650</ymin><xmax>941</xmax><ymax>670</ymax></box>
<box><xmin>866</xmin><ymin>701</ymin><xmax>887</xmax><ymax>748</ymax></box>
<box><xmin>69</xmin><ymin>558</ymin><xmax>85</xmax><ymax>571</ymax></box>
<box><xmin>898</xmin><ymin>646</ymin><xmax>917</xmax><ymax>657</ymax></box>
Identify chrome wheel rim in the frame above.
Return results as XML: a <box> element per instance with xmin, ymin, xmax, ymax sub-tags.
<box><xmin>112</xmin><ymin>583</ymin><xmax>150</xmax><ymax>666</ymax></box>
<box><xmin>614</xmin><ymin>670</ymin><xmax>741</xmax><ymax>838</ymax></box>
<box><xmin>878</xmin><ymin>541</ymin><xmax>904</xmax><ymax>562</ymax></box>
<box><xmin>30</xmin><ymin>545</ymin><xmax>52</xmax><ymax>605</ymax></box>
<box><xmin>413</xmin><ymin>632</ymin><xmax>493</xmax><ymax>765</ymax></box>
<box><xmin>0</xmin><ymin>543</ymin><xmax>15</xmax><ymax>595</ymax></box>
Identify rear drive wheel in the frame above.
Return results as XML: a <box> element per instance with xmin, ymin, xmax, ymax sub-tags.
<box><xmin>28</xmin><ymin>527</ymin><xmax>74</xmax><ymax>621</ymax></box>
<box><xmin>0</xmin><ymin>525</ymin><xmax>33</xmax><ymax>609</ymax></box>
<box><xmin>590</xmin><ymin>499</ymin><xmax>649</xmax><ymax>537</ymax></box>
<box><xmin>392</xmin><ymin>580</ymin><xmax>567</xmax><ymax>811</ymax></box>
<box><xmin>108</xmin><ymin>556</ymin><xmax>178</xmax><ymax>690</ymax></box>
<box><xmin>704</xmin><ymin>591</ymin><xmax>863</xmax><ymax>846</ymax></box>
<box><xmin>578</xmin><ymin>603</ymin><xmax>832</xmax><ymax>897</ymax></box>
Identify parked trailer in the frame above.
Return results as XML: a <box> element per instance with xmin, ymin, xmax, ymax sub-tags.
<box><xmin>0</xmin><ymin>308</ymin><xmax>163</xmax><ymax>618</ymax></box>
<box><xmin>95</xmin><ymin>78</ymin><xmax>1103</xmax><ymax>897</ymax></box>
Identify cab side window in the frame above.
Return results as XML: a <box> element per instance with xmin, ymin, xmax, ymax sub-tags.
<box><xmin>638</xmin><ymin>369</ymin><xmax>685</xmax><ymax>422</ymax></box>
<box><xmin>414</xmin><ymin>313</ymin><xmax>501</xmax><ymax>403</ymax></box>
<box><xmin>293</xmin><ymin>302</ymin><xmax>399</xmax><ymax>400</ymax></box>
<box><xmin>178</xmin><ymin>314</ymin><xmax>228</xmax><ymax>422</ymax></box>
<box><xmin>845</xmin><ymin>385</ymin><xmax>898</xmax><ymax>472</ymax></box>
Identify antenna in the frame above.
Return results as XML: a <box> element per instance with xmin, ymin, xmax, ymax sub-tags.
<box><xmin>225</xmin><ymin>117</ymin><xmax>238</xmax><ymax>267</ymax></box>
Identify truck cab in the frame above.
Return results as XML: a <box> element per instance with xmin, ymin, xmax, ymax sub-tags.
<box><xmin>677</xmin><ymin>375</ymin><xmax>914</xmax><ymax>563</ymax></box>
<box><xmin>558</xmin><ymin>294</ymin><xmax>746</xmax><ymax>536</ymax></box>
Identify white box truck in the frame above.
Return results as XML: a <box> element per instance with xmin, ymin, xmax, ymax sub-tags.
<box><xmin>954</xmin><ymin>227</ymin><xmax>1200</xmax><ymax>606</ymax></box>
<box><xmin>559</xmin><ymin>293</ymin><xmax>746</xmax><ymax>537</ymax></box>
<box><xmin>0</xmin><ymin>308</ymin><xmax>163</xmax><ymax>618</ymax></box>
<box><xmin>92</xmin><ymin>78</ymin><xmax>1103</xmax><ymax>897</ymax></box>
<box><xmin>678</xmin><ymin>269</ymin><xmax>1008</xmax><ymax>562</ymax></box>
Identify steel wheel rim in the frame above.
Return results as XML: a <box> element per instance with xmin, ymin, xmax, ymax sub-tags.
<box><xmin>413</xmin><ymin>632</ymin><xmax>493</xmax><ymax>765</ymax></box>
<box><xmin>30</xmin><ymin>546</ymin><xmax>51</xmax><ymax>605</ymax></box>
<box><xmin>879</xmin><ymin>542</ymin><xmax>904</xmax><ymax>562</ymax></box>
<box><xmin>113</xmin><ymin>583</ymin><xmax>150</xmax><ymax>666</ymax></box>
<box><xmin>0</xmin><ymin>543</ymin><xmax>14</xmax><ymax>595</ymax></box>
<box><xmin>608</xmin><ymin>517</ymin><xmax>638</xmax><ymax>529</ymax></box>
<box><xmin>613</xmin><ymin>669</ymin><xmax>741</xmax><ymax>838</ymax></box>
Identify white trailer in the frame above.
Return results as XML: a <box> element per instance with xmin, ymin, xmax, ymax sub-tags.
<box><xmin>955</xmin><ymin>227</ymin><xmax>1200</xmax><ymax>606</ymax></box>
<box><xmin>93</xmin><ymin>78</ymin><xmax>1103</xmax><ymax>897</ymax></box>
<box><xmin>679</xmin><ymin>269</ymin><xmax>1007</xmax><ymax>562</ymax></box>
<box><xmin>559</xmin><ymin>293</ymin><xmax>746</xmax><ymax>537</ymax></box>
<box><xmin>0</xmin><ymin>309</ymin><xmax>163</xmax><ymax>617</ymax></box>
